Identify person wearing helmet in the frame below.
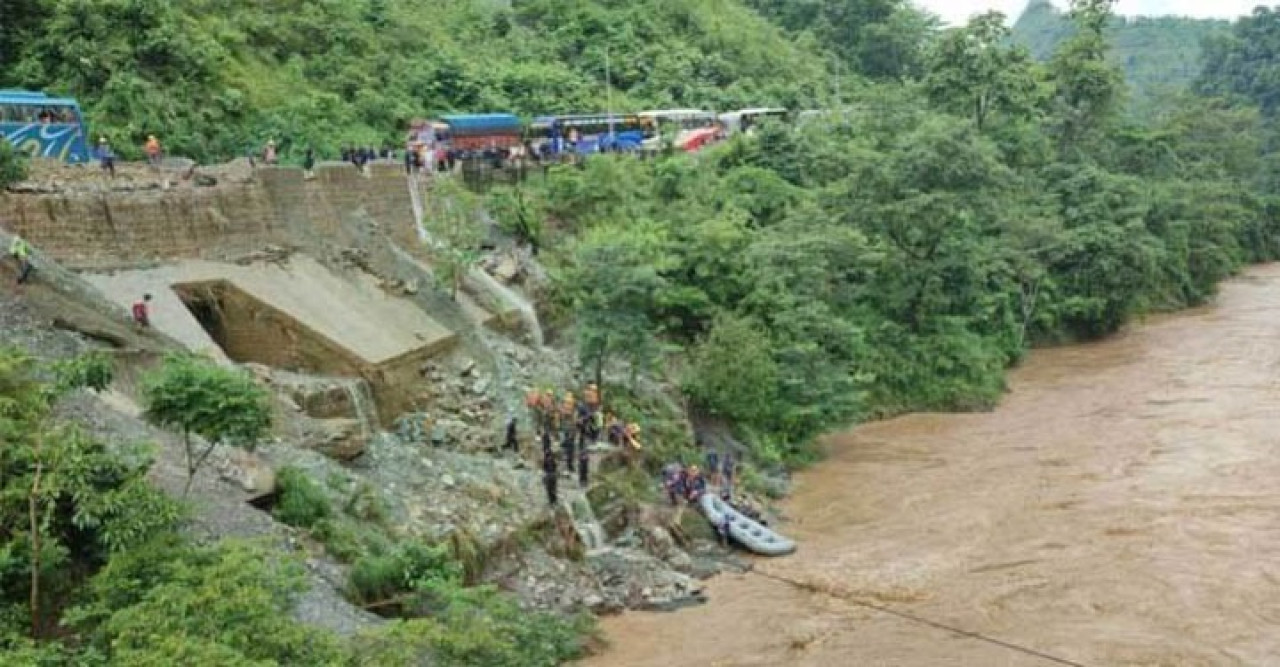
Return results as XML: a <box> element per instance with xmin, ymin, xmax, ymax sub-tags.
<box><xmin>685</xmin><ymin>465</ymin><xmax>706</xmax><ymax>503</ymax></box>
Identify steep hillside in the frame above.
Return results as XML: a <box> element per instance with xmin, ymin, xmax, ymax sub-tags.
<box><xmin>1</xmin><ymin>0</ymin><xmax>841</xmax><ymax>161</ymax></box>
<box><xmin>1012</xmin><ymin>0</ymin><xmax>1229</xmax><ymax>113</ymax></box>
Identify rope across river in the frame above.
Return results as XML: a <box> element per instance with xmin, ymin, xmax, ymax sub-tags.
<box><xmin>747</xmin><ymin>567</ymin><xmax>1093</xmax><ymax>667</ymax></box>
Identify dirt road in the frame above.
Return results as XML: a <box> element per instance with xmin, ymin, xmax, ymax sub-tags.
<box><xmin>584</xmin><ymin>266</ymin><xmax>1280</xmax><ymax>667</ymax></box>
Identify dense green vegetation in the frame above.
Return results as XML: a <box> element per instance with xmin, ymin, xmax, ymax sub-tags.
<box><xmin>0</xmin><ymin>350</ymin><xmax>588</xmax><ymax>665</ymax></box>
<box><xmin>1011</xmin><ymin>0</ymin><xmax>1229</xmax><ymax>116</ymax></box>
<box><xmin>0</xmin><ymin>0</ymin><xmax>855</xmax><ymax>161</ymax></box>
<box><xmin>489</xmin><ymin>0</ymin><xmax>1280</xmax><ymax>468</ymax></box>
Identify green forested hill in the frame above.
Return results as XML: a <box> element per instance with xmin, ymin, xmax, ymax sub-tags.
<box><xmin>1012</xmin><ymin>0</ymin><xmax>1229</xmax><ymax>113</ymax></box>
<box><xmin>0</xmin><ymin>0</ymin><xmax>855</xmax><ymax>160</ymax></box>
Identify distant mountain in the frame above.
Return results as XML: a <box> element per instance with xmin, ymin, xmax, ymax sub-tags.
<box><xmin>1011</xmin><ymin>0</ymin><xmax>1230</xmax><ymax>114</ymax></box>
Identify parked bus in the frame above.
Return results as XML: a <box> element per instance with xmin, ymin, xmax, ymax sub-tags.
<box><xmin>638</xmin><ymin>109</ymin><xmax>720</xmax><ymax>152</ymax></box>
<box><xmin>0</xmin><ymin>90</ymin><xmax>91</xmax><ymax>163</ymax></box>
<box><xmin>718</xmin><ymin>107</ymin><xmax>788</xmax><ymax>135</ymax></box>
<box><xmin>528</xmin><ymin>113</ymin><xmax>655</xmax><ymax>156</ymax></box>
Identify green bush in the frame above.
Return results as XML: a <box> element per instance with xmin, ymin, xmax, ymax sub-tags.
<box><xmin>348</xmin><ymin>541</ymin><xmax>462</xmax><ymax>611</ymax></box>
<box><xmin>0</xmin><ymin>140</ymin><xmax>27</xmax><ymax>188</ymax></box>
<box><xmin>272</xmin><ymin>466</ymin><xmax>331</xmax><ymax>530</ymax></box>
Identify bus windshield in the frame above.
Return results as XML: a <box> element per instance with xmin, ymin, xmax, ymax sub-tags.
<box><xmin>0</xmin><ymin>91</ymin><xmax>91</xmax><ymax>163</ymax></box>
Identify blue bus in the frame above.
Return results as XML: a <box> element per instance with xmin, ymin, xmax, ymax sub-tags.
<box><xmin>0</xmin><ymin>90</ymin><xmax>91</xmax><ymax>163</ymax></box>
<box><xmin>527</xmin><ymin>113</ymin><xmax>654</xmax><ymax>156</ymax></box>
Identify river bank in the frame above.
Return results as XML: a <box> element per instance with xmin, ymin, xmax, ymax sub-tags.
<box><xmin>583</xmin><ymin>264</ymin><xmax>1280</xmax><ymax>666</ymax></box>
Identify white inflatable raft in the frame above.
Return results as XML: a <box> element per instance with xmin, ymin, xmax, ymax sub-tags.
<box><xmin>699</xmin><ymin>493</ymin><xmax>795</xmax><ymax>556</ymax></box>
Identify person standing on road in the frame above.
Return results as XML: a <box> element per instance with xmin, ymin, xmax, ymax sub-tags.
<box><xmin>144</xmin><ymin>135</ymin><xmax>162</xmax><ymax>168</ymax></box>
<box><xmin>96</xmin><ymin>138</ymin><xmax>116</xmax><ymax>178</ymax></box>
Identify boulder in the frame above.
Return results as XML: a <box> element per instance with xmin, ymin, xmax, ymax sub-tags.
<box><xmin>302</xmin><ymin>418</ymin><xmax>368</xmax><ymax>461</ymax></box>
<box><xmin>219</xmin><ymin>448</ymin><xmax>277</xmax><ymax>497</ymax></box>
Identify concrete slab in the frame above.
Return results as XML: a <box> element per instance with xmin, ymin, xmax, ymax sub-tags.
<box><xmin>84</xmin><ymin>256</ymin><xmax>456</xmax><ymax>367</ymax></box>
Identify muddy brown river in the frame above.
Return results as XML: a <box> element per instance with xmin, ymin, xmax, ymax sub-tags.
<box><xmin>583</xmin><ymin>266</ymin><xmax>1280</xmax><ymax>667</ymax></box>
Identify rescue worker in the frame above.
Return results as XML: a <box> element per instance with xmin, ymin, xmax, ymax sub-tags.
<box><xmin>575</xmin><ymin>401</ymin><xmax>592</xmax><ymax>444</ymax></box>
<box><xmin>542</xmin><ymin>448</ymin><xmax>558</xmax><ymax>506</ymax></box>
<box><xmin>663</xmin><ymin>463</ymin><xmax>684</xmax><ymax>506</ymax></box>
<box><xmin>540</xmin><ymin>428</ymin><xmax>552</xmax><ymax>459</ymax></box>
<box><xmin>538</xmin><ymin>388</ymin><xmax>557</xmax><ymax>432</ymax></box>
<box><xmin>525</xmin><ymin>387</ymin><xmax>543</xmax><ymax>428</ymax></box>
<box><xmin>722</xmin><ymin>451</ymin><xmax>737</xmax><ymax>498</ymax></box>
<box><xmin>559</xmin><ymin>392</ymin><xmax>576</xmax><ymax>436</ymax></box>
<box><xmin>716</xmin><ymin>512</ymin><xmax>732</xmax><ymax>547</ymax></box>
<box><xmin>9</xmin><ymin>234</ymin><xmax>32</xmax><ymax>284</ymax></box>
<box><xmin>684</xmin><ymin>465</ymin><xmax>707</xmax><ymax>503</ymax></box>
<box><xmin>578</xmin><ymin>444</ymin><xmax>590</xmax><ymax>487</ymax></box>
<box><xmin>591</xmin><ymin>408</ymin><xmax>604</xmax><ymax>444</ymax></box>
<box><xmin>131</xmin><ymin>293</ymin><xmax>152</xmax><ymax>327</ymax></box>
<box><xmin>706</xmin><ymin>449</ymin><xmax>721</xmax><ymax>487</ymax></box>
<box><xmin>583</xmin><ymin>382</ymin><xmax>600</xmax><ymax>411</ymax></box>
<box><xmin>504</xmin><ymin>415</ymin><xmax>519</xmax><ymax>452</ymax></box>
<box><xmin>562</xmin><ymin>427</ymin><xmax>576</xmax><ymax>473</ymax></box>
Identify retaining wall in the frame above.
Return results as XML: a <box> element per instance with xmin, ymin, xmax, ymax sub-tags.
<box><xmin>0</xmin><ymin>163</ymin><xmax>414</xmax><ymax>269</ymax></box>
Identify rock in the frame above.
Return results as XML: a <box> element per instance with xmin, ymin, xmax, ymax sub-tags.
<box><xmin>442</xmin><ymin>474</ymin><xmax>456</xmax><ymax>488</ymax></box>
<box><xmin>218</xmin><ymin>448</ymin><xmax>277</xmax><ymax>496</ymax></box>
<box><xmin>459</xmin><ymin>359</ymin><xmax>477</xmax><ymax>377</ymax></box>
<box><xmin>493</xmin><ymin>255</ymin><xmax>520</xmax><ymax>283</ymax></box>
<box><xmin>471</xmin><ymin>378</ymin><xmax>489</xmax><ymax>396</ymax></box>
<box><xmin>302</xmin><ymin>419</ymin><xmax>368</xmax><ymax>461</ymax></box>
<box><xmin>194</xmin><ymin>173</ymin><xmax>218</xmax><ymax>187</ymax></box>
<box><xmin>430</xmin><ymin>425</ymin><xmax>448</xmax><ymax>446</ymax></box>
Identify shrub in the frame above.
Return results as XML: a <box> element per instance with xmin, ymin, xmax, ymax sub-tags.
<box><xmin>272</xmin><ymin>467</ymin><xmax>331</xmax><ymax>530</ymax></box>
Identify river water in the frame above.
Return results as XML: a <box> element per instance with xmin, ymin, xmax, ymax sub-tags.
<box><xmin>583</xmin><ymin>266</ymin><xmax>1280</xmax><ymax>667</ymax></box>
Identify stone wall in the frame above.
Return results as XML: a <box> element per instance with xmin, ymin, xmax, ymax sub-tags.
<box><xmin>0</xmin><ymin>163</ymin><xmax>416</xmax><ymax>270</ymax></box>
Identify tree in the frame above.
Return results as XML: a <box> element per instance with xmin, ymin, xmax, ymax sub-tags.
<box><xmin>682</xmin><ymin>313</ymin><xmax>778</xmax><ymax>426</ymax></box>
<box><xmin>1046</xmin><ymin>0</ymin><xmax>1125</xmax><ymax>156</ymax></box>
<box><xmin>1198</xmin><ymin>7</ymin><xmax>1280</xmax><ymax>115</ymax></box>
<box><xmin>0</xmin><ymin>348</ymin><xmax>179</xmax><ymax>640</ymax></box>
<box><xmin>486</xmin><ymin>183</ymin><xmax>545</xmax><ymax>253</ymax></box>
<box><xmin>422</xmin><ymin>179</ymin><xmax>485</xmax><ymax>302</ymax></box>
<box><xmin>555</xmin><ymin>221</ymin><xmax>670</xmax><ymax>388</ymax></box>
<box><xmin>924</xmin><ymin>12</ymin><xmax>1040</xmax><ymax>132</ymax></box>
<box><xmin>141</xmin><ymin>355</ymin><xmax>271</xmax><ymax>497</ymax></box>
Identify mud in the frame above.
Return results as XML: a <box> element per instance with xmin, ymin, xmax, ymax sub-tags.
<box><xmin>585</xmin><ymin>265</ymin><xmax>1280</xmax><ymax>667</ymax></box>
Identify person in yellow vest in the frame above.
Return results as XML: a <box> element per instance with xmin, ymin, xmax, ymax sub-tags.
<box><xmin>9</xmin><ymin>234</ymin><xmax>32</xmax><ymax>284</ymax></box>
